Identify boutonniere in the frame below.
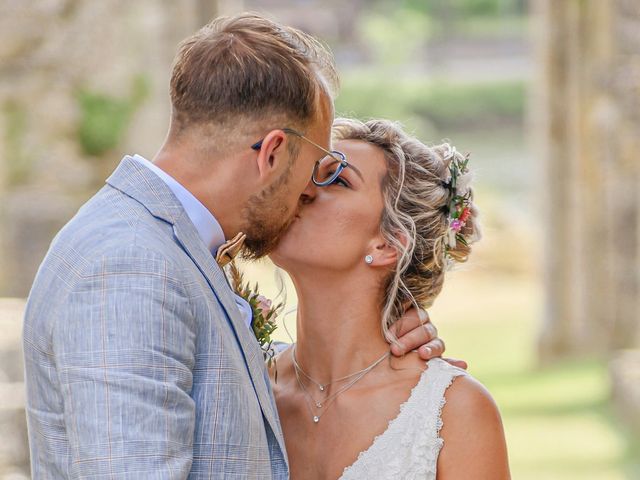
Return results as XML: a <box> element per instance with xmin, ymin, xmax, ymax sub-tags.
<box><xmin>227</xmin><ymin>260</ymin><xmax>283</xmax><ymax>370</ymax></box>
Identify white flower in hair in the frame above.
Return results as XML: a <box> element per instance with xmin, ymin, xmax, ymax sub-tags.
<box><xmin>442</xmin><ymin>144</ymin><xmax>456</xmax><ymax>184</ymax></box>
<box><xmin>444</xmin><ymin>144</ymin><xmax>457</xmax><ymax>160</ymax></box>
<box><xmin>445</xmin><ymin>227</ymin><xmax>457</xmax><ymax>249</ymax></box>
<box><xmin>455</xmin><ymin>170</ymin><xmax>474</xmax><ymax>196</ymax></box>
<box><xmin>443</xmin><ymin>169</ymin><xmax>452</xmax><ymax>185</ymax></box>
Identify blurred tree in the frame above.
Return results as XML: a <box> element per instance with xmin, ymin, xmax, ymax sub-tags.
<box><xmin>357</xmin><ymin>7</ymin><xmax>430</xmax><ymax>66</ymax></box>
<box><xmin>534</xmin><ymin>0</ymin><xmax>640</xmax><ymax>359</ymax></box>
<box><xmin>77</xmin><ymin>75</ymin><xmax>149</xmax><ymax>158</ymax></box>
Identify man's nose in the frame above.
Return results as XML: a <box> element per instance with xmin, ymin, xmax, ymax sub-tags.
<box><xmin>300</xmin><ymin>178</ymin><xmax>317</xmax><ymax>205</ymax></box>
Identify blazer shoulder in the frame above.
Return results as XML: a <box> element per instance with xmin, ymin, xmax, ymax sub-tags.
<box><xmin>39</xmin><ymin>193</ymin><xmax>186</xmax><ymax>291</ymax></box>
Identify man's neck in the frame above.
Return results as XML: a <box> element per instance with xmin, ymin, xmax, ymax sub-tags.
<box><xmin>152</xmin><ymin>147</ymin><xmax>246</xmax><ymax>240</ymax></box>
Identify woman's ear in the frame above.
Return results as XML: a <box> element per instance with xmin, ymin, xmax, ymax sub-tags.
<box><xmin>254</xmin><ymin>130</ymin><xmax>287</xmax><ymax>180</ymax></box>
<box><xmin>367</xmin><ymin>231</ymin><xmax>411</xmax><ymax>267</ymax></box>
<box><xmin>367</xmin><ymin>236</ymin><xmax>398</xmax><ymax>268</ymax></box>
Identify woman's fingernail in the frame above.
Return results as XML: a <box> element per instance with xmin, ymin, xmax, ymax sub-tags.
<box><xmin>424</xmin><ymin>346</ymin><xmax>432</xmax><ymax>356</ymax></box>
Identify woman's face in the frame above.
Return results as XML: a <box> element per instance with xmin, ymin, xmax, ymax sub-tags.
<box><xmin>270</xmin><ymin>139</ymin><xmax>389</xmax><ymax>274</ymax></box>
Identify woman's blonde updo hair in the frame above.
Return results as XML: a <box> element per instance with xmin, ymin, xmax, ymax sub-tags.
<box><xmin>331</xmin><ymin>118</ymin><xmax>482</xmax><ymax>344</ymax></box>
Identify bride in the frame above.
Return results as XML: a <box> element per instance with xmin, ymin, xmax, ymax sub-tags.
<box><xmin>268</xmin><ymin>118</ymin><xmax>511</xmax><ymax>479</ymax></box>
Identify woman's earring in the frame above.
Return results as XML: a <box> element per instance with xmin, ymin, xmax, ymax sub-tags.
<box><xmin>365</xmin><ymin>255</ymin><xmax>374</xmax><ymax>265</ymax></box>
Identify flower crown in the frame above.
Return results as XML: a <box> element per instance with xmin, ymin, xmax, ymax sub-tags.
<box><xmin>440</xmin><ymin>144</ymin><xmax>473</xmax><ymax>257</ymax></box>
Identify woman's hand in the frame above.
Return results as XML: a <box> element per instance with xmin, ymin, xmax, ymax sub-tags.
<box><xmin>390</xmin><ymin>307</ymin><xmax>468</xmax><ymax>370</ymax></box>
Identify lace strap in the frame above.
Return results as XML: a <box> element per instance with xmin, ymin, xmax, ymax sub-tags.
<box><xmin>339</xmin><ymin>358</ymin><xmax>469</xmax><ymax>480</ymax></box>
<box><xmin>412</xmin><ymin>358</ymin><xmax>468</xmax><ymax>470</ymax></box>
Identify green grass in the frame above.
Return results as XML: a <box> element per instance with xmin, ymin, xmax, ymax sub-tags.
<box><xmin>430</xmin><ymin>273</ymin><xmax>640</xmax><ymax>480</ymax></box>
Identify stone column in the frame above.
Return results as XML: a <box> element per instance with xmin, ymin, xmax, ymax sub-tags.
<box><xmin>535</xmin><ymin>0</ymin><xmax>640</xmax><ymax>359</ymax></box>
<box><xmin>607</xmin><ymin>0</ymin><xmax>640</xmax><ymax>349</ymax></box>
<box><xmin>535</xmin><ymin>0</ymin><xmax>584</xmax><ymax>359</ymax></box>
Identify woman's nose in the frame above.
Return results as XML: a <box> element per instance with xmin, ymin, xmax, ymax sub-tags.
<box><xmin>300</xmin><ymin>178</ymin><xmax>317</xmax><ymax>205</ymax></box>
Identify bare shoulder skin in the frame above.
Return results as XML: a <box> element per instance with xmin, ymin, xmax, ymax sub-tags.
<box><xmin>437</xmin><ymin>374</ymin><xmax>511</xmax><ymax>479</ymax></box>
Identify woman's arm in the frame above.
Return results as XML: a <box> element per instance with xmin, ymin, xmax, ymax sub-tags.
<box><xmin>437</xmin><ymin>375</ymin><xmax>511</xmax><ymax>479</ymax></box>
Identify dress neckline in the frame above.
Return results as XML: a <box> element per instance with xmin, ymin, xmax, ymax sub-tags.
<box><xmin>339</xmin><ymin>357</ymin><xmax>448</xmax><ymax>478</ymax></box>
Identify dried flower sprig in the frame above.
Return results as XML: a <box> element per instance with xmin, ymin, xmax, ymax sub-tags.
<box><xmin>227</xmin><ymin>260</ymin><xmax>283</xmax><ymax>370</ymax></box>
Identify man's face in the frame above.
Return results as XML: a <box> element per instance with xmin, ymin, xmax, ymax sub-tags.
<box><xmin>241</xmin><ymin>93</ymin><xmax>334</xmax><ymax>259</ymax></box>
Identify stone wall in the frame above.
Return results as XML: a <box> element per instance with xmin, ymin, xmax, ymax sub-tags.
<box><xmin>0</xmin><ymin>0</ymin><xmax>209</xmax><ymax>298</ymax></box>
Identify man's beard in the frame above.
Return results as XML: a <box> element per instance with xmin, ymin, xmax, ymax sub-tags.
<box><xmin>240</xmin><ymin>162</ymin><xmax>297</xmax><ymax>260</ymax></box>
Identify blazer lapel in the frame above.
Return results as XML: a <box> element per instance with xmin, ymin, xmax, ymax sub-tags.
<box><xmin>106</xmin><ymin>156</ymin><xmax>286</xmax><ymax>458</ymax></box>
<box><xmin>171</xmin><ymin>221</ymin><xmax>286</xmax><ymax>449</ymax></box>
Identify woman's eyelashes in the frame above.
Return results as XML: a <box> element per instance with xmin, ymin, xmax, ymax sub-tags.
<box><xmin>334</xmin><ymin>177</ymin><xmax>350</xmax><ymax>187</ymax></box>
<box><xmin>328</xmin><ymin>173</ymin><xmax>351</xmax><ymax>188</ymax></box>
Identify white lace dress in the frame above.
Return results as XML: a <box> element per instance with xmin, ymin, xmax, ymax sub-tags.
<box><xmin>339</xmin><ymin>357</ymin><xmax>468</xmax><ymax>480</ymax></box>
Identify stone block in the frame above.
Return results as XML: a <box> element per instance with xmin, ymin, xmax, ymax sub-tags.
<box><xmin>609</xmin><ymin>349</ymin><xmax>640</xmax><ymax>434</ymax></box>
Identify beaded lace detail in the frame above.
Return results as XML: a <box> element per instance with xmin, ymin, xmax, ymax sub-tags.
<box><xmin>339</xmin><ymin>358</ymin><xmax>468</xmax><ymax>480</ymax></box>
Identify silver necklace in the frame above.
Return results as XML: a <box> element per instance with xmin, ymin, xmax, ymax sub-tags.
<box><xmin>291</xmin><ymin>345</ymin><xmax>390</xmax><ymax>424</ymax></box>
<box><xmin>292</xmin><ymin>344</ymin><xmax>388</xmax><ymax>391</ymax></box>
<box><xmin>294</xmin><ymin>362</ymin><xmax>374</xmax><ymax>424</ymax></box>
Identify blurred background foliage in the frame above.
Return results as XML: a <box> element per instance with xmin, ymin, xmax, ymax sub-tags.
<box><xmin>76</xmin><ymin>74</ymin><xmax>150</xmax><ymax>157</ymax></box>
<box><xmin>336</xmin><ymin>78</ymin><xmax>525</xmax><ymax>133</ymax></box>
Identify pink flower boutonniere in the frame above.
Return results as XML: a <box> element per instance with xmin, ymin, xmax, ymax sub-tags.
<box><xmin>227</xmin><ymin>261</ymin><xmax>283</xmax><ymax>368</ymax></box>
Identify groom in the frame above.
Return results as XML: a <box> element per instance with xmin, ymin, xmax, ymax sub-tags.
<box><xmin>23</xmin><ymin>13</ymin><xmax>455</xmax><ymax>479</ymax></box>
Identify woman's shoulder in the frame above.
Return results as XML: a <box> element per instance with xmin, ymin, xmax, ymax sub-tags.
<box><xmin>434</xmin><ymin>361</ymin><xmax>500</xmax><ymax>423</ymax></box>
<box><xmin>418</xmin><ymin>358</ymin><xmax>500</xmax><ymax>428</ymax></box>
<box><xmin>434</xmin><ymin>359</ymin><xmax>511</xmax><ymax>478</ymax></box>
<box><xmin>403</xmin><ymin>357</ymin><xmax>501</xmax><ymax>438</ymax></box>
<box><xmin>398</xmin><ymin>357</ymin><xmax>468</xmax><ymax>400</ymax></box>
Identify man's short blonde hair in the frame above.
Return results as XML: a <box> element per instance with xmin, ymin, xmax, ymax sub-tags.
<box><xmin>169</xmin><ymin>12</ymin><xmax>338</xmax><ymax>132</ymax></box>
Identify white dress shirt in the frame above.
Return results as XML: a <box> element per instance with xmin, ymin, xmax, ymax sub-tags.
<box><xmin>132</xmin><ymin>154</ymin><xmax>253</xmax><ymax>328</ymax></box>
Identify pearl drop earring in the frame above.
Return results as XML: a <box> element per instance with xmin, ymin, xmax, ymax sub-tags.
<box><xmin>365</xmin><ymin>255</ymin><xmax>373</xmax><ymax>264</ymax></box>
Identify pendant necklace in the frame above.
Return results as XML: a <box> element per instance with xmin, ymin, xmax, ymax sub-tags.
<box><xmin>291</xmin><ymin>345</ymin><xmax>390</xmax><ymax>424</ymax></box>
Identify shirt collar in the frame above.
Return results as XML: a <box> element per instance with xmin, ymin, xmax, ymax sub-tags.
<box><xmin>131</xmin><ymin>154</ymin><xmax>226</xmax><ymax>255</ymax></box>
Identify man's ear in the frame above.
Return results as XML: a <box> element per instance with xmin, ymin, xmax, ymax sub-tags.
<box><xmin>254</xmin><ymin>130</ymin><xmax>287</xmax><ymax>180</ymax></box>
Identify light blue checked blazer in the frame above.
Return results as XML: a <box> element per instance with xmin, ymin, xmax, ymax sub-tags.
<box><xmin>23</xmin><ymin>157</ymin><xmax>288</xmax><ymax>479</ymax></box>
